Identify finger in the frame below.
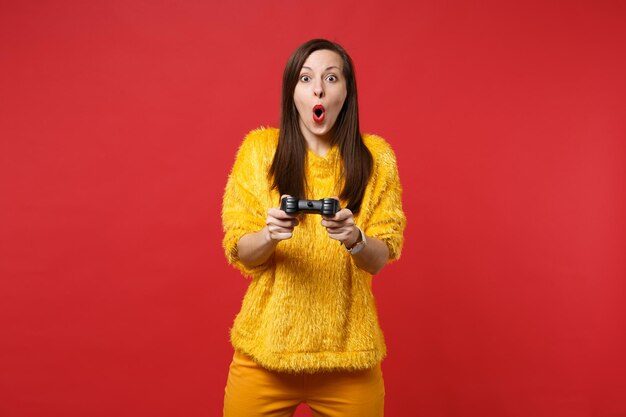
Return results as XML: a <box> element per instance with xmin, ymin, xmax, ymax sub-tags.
<box><xmin>321</xmin><ymin>216</ymin><xmax>354</xmax><ymax>228</ymax></box>
<box><xmin>325</xmin><ymin>227</ymin><xmax>351</xmax><ymax>237</ymax></box>
<box><xmin>268</xmin><ymin>212</ymin><xmax>299</xmax><ymax>224</ymax></box>
<box><xmin>326</xmin><ymin>229</ymin><xmax>354</xmax><ymax>242</ymax></box>
<box><xmin>268</xmin><ymin>225</ymin><xmax>296</xmax><ymax>234</ymax></box>
<box><xmin>325</xmin><ymin>230</ymin><xmax>349</xmax><ymax>241</ymax></box>
<box><xmin>269</xmin><ymin>231</ymin><xmax>293</xmax><ymax>241</ymax></box>
<box><xmin>335</xmin><ymin>208</ymin><xmax>353</xmax><ymax>220</ymax></box>
<box><xmin>267</xmin><ymin>216</ymin><xmax>299</xmax><ymax>229</ymax></box>
<box><xmin>321</xmin><ymin>219</ymin><xmax>342</xmax><ymax>228</ymax></box>
<box><xmin>322</xmin><ymin>208</ymin><xmax>352</xmax><ymax>221</ymax></box>
<box><xmin>268</xmin><ymin>207</ymin><xmax>299</xmax><ymax>220</ymax></box>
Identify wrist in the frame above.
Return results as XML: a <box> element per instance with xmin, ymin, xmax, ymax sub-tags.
<box><xmin>344</xmin><ymin>226</ymin><xmax>367</xmax><ymax>255</ymax></box>
<box><xmin>344</xmin><ymin>226</ymin><xmax>362</xmax><ymax>249</ymax></box>
<box><xmin>263</xmin><ymin>227</ymin><xmax>278</xmax><ymax>245</ymax></box>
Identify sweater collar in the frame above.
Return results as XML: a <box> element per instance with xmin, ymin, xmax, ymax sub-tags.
<box><xmin>306</xmin><ymin>144</ymin><xmax>340</xmax><ymax>168</ymax></box>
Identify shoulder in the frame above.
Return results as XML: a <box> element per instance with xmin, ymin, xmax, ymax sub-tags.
<box><xmin>234</xmin><ymin>126</ymin><xmax>279</xmax><ymax>163</ymax></box>
<box><xmin>242</xmin><ymin>126</ymin><xmax>279</xmax><ymax>146</ymax></box>
<box><xmin>362</xmin><ymin>133</ymin><xmax>399</xmax><ymax>170</ymax></box>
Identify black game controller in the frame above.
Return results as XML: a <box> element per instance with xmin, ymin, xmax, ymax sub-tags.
<box><xmin>280</xmin><ymin>197</ymin><xmax>341</xmax><ymax>216</ymax></box>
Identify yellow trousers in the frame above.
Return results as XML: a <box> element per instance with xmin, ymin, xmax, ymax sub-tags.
<box><xmin>223</xmin><ymin>351</ymin><xmax>385</xmax><ymax>417</ymax></box>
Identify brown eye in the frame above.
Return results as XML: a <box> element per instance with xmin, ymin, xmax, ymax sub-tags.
<box><xmin>326</xmin><ymin>75</ymin><xmax>337</xmax><ymax>82</ymax></box>
<box><xmin>300</xmin><ymin>75</ymin><xmax>311</xmax><ymax>82</ymax></box>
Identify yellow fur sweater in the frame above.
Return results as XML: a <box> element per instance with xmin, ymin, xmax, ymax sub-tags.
<box><xmin>222</xmin><ymin>127</ymin><xmax>406</xmax><ymax>373</ymax></box>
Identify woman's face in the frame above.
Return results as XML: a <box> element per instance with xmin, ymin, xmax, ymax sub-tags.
<box><xmin>293</xmin><ymin>49</ymin><xmax>347</xmax><ymax>143</ymax></box>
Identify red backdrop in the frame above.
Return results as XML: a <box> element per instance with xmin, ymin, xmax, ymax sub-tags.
<box><xmin>1</xmin><ymin>1</ymin><xmax>624</xmax><ymax>416</ymax></box>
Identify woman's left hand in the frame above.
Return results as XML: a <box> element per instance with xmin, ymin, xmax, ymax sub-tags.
<box><xmin>321</xmin><ymin>199</ymin><xmax>390</xmax><ymax>274</ymax></box>
<box><xmin>321</xmin><ymin>207</ymin><xmax>361</xmax><ymax>248</ymax></box>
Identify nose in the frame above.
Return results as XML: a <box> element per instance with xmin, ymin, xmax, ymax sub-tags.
<box><xmin>313</xmin><ymin>80</ymin><xmax>324</xmax><ymax>98</ymax></box>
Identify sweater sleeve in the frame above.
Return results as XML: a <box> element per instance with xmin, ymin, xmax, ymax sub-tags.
<box><xmin>221</xmin><ymin>131</ymin><xmax>270</xmax><ymax>277</ymax></box>
<box><xmin>363</xmin><ymin>141</ymin><xmax>406</xmax><ymax>262</ymax></box>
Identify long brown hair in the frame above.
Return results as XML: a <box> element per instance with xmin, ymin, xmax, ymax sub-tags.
<box><xmin>269</xmin><ymin>39</ymin><xmax>373</xmax><ymax>214</ymax></box>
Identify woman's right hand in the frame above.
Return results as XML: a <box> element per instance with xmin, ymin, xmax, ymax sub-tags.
<box><xmin>237</xmin><ymin>197</ymin><xmax>299</xmax><ymax>267</ymax></box>
<box><xmin>265</xmin><ymin>196</ymin><xmax>300</xmax><ymax>242</ymax></box>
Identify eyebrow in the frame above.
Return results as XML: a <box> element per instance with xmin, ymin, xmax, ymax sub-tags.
<box><xmin>301</xmin><ymin>65</ymin><xmax>341</xmax><ymax>71</ymax></box>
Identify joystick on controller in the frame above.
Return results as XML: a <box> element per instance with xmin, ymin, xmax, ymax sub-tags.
<box><xmin>280</xmin><ymin>197</ymin><xmax>340</xmax><ymax>216</ymax></box>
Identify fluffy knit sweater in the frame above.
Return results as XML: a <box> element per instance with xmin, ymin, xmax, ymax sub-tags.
<box><xmin>222</xmin><ymin>127</ymin><xmax>406</xmax><ymax>373</ymax></box>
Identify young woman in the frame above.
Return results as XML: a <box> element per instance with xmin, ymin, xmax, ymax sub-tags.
<box><xmin>221</xmin><ymin>39</ymin><xmax>406</xmax><ymax>417</ymax></box>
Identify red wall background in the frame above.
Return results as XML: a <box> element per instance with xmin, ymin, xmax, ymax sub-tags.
<box><xmin>1</xmin><ymin>1</ymin><xmax>624</xmax><ymax>416</ymax></box>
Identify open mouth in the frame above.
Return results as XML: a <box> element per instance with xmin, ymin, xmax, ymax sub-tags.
<box><xmin>312</xmin><ymin>104</ymin><xmax>325</xmax><ymax>123</ymax></box>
